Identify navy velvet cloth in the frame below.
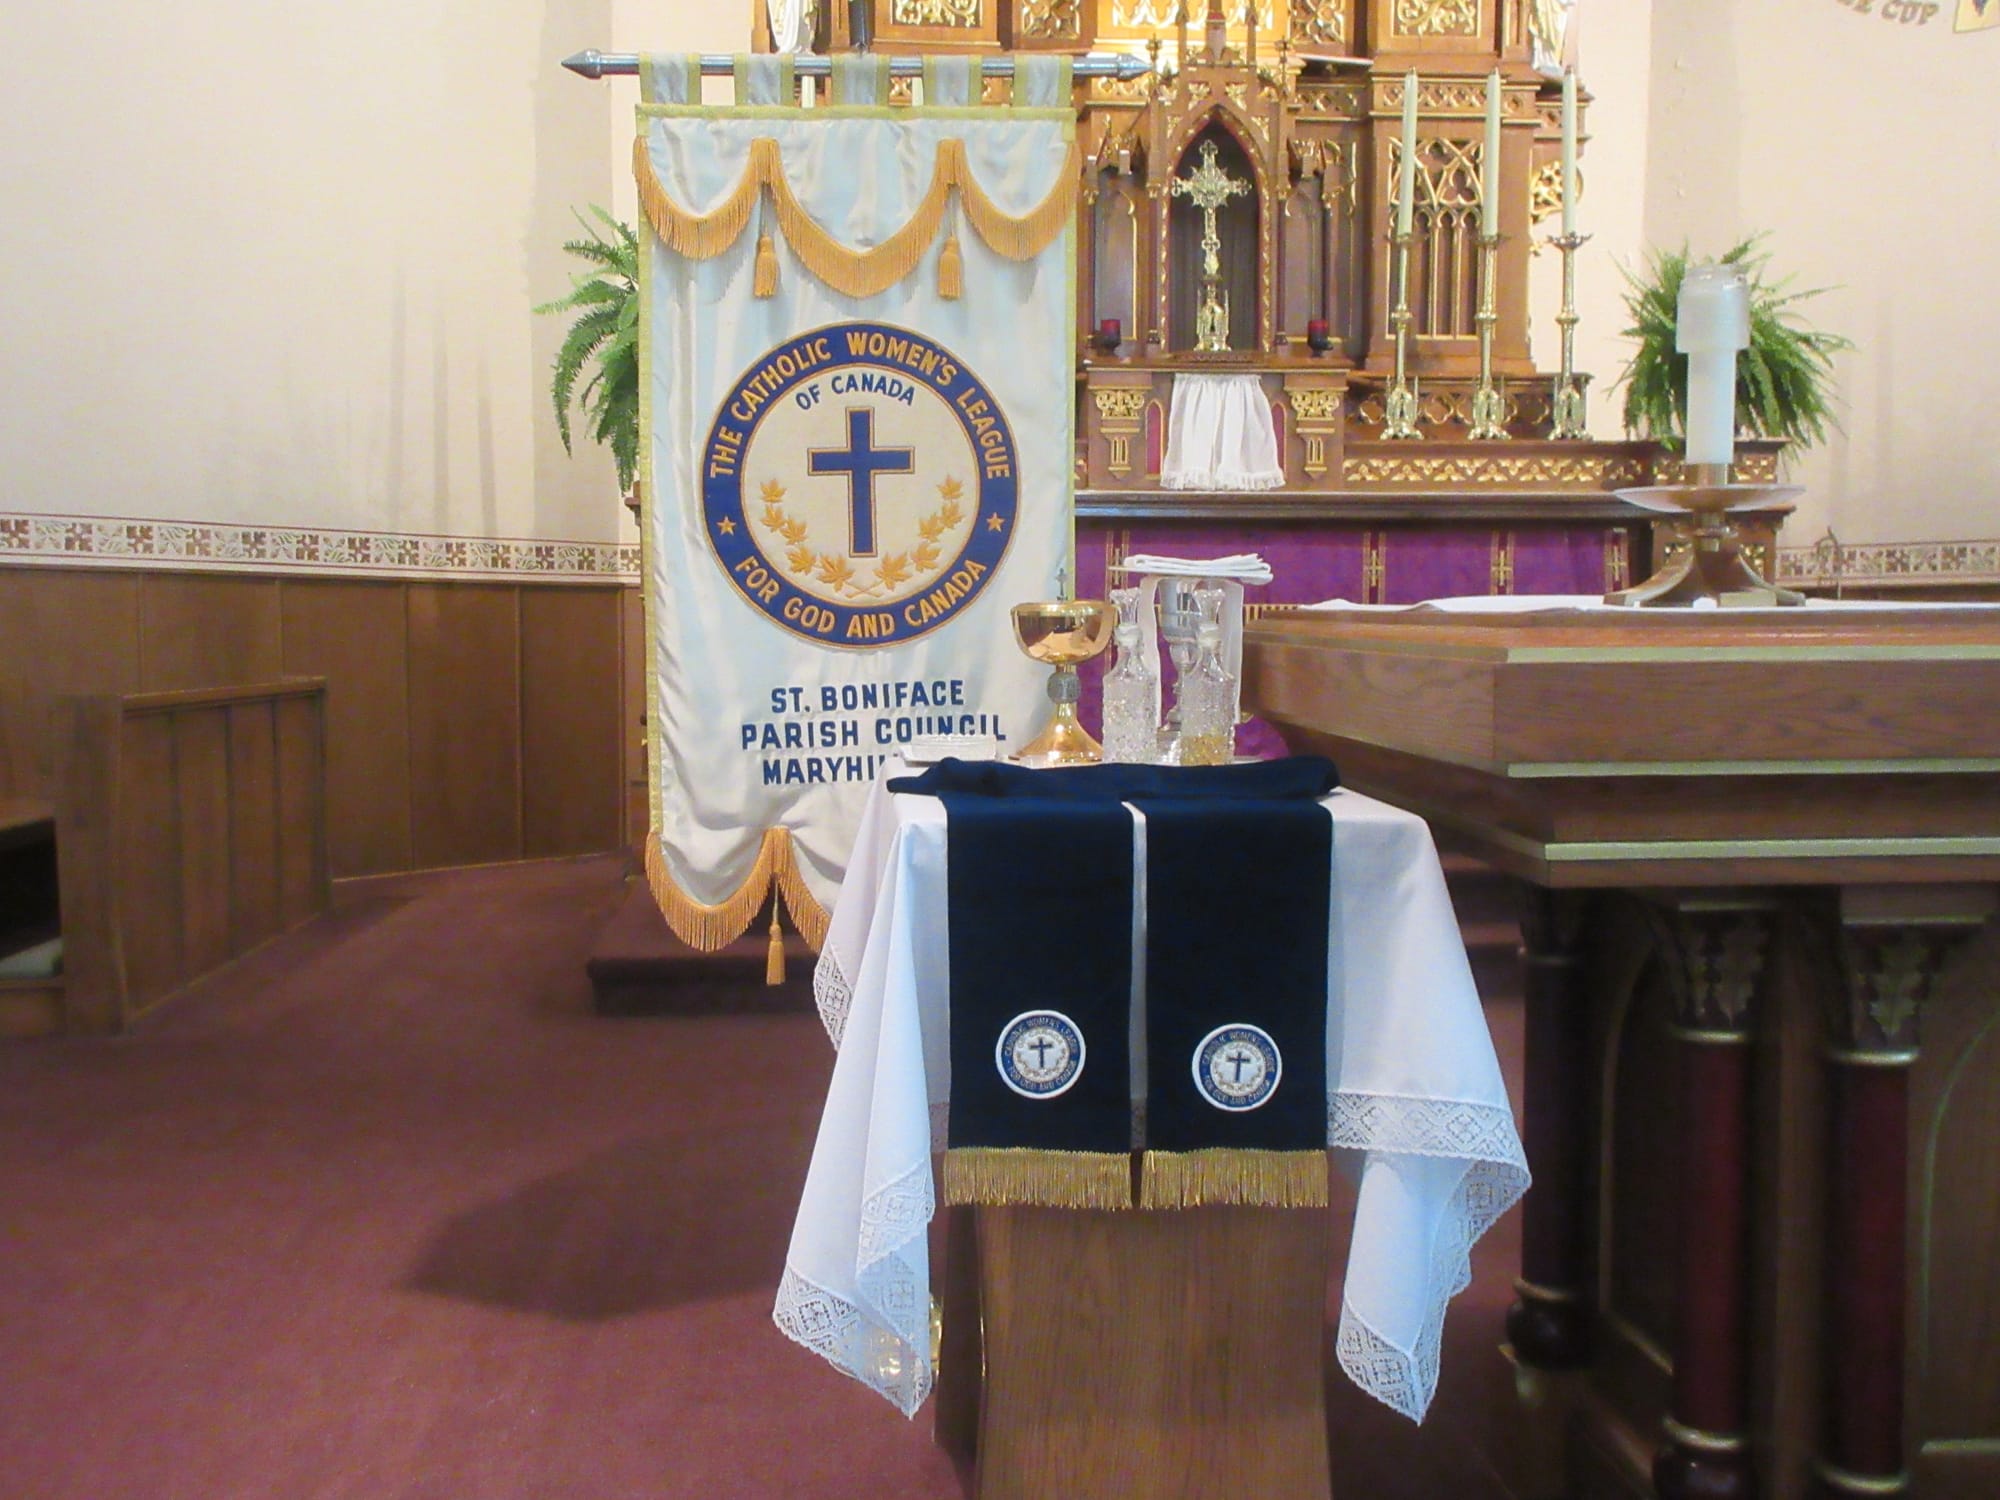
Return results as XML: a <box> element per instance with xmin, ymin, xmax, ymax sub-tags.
<box><xmin>892</xmin><ymin>758</ymin><xmax>1337</xmax><ymax>1158</ymax></box>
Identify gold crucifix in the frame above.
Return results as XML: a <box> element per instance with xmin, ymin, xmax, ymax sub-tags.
<box><xmin>1171</xmin><ymin>140</ymin><xmax>1251</xmax><ymax>352</ymax></box>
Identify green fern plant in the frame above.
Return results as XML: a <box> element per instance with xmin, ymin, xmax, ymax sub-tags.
<box><xmin>1615</xmin><ymin>236</ymin><xmax>1853</xmax><ymax>454</ymax></box>
<box><xmin>536</xmin><ymin>206</ymin><xmax>640</xmax><ymax>492</ymax></box>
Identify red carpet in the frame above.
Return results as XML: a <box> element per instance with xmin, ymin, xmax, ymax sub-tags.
<box><xmin>0</xmin><ymin>855</ymin><xmax>1524</xmax><ymax>1500</ymax></box>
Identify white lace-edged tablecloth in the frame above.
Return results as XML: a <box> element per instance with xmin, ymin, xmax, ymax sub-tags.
<box><xmin>775</xmin><ymin>760</ymin><xmax>1529</xmax><ymax>1422</ymax></box>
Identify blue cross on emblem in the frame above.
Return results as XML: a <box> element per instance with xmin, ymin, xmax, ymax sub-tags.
<box><xmin>808</xmin><ymin>407</ymin><xmax>913</xmax><ymax>557</ymax></box>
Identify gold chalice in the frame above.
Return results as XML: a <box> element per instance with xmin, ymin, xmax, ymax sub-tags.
<box><xmin>1011</xmin><ymin>596</ymin><xmax>1117</xmax><ymax>766</ymax></box>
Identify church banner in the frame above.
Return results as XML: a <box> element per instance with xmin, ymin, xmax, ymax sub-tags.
<box><xmin>634</xmin><ymin>54</ymin><xmax>1077</xmax><ymax>951</ymax></box>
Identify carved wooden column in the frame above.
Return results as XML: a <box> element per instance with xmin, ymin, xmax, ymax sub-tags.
<box><xmin>1506</xmin><ymin>885</ymin><xmax>1594</xmax><ymax>1368</ymax></box>
<box><xmin>1812</xmin><ymin>888</ymin><xmax>1991</xmax><ymax>1500</ymax></box>
<box><xmin>1647</xmin><ymin>896</ymin><xmax>1774</xmax><ymax>1500</ymax></box>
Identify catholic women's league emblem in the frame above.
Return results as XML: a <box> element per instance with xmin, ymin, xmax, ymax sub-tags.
<box><xmin>996</xmin><ymin>1010</ymin><xmax>1086</xmax><ymax>1100</ymax></box>
<box><xmin>701</xmin><ymin>322</ymin><xmax>1019</xmax><ymax>649</ymax></box>
<box><xmin>1192</xmin><ymin>1024</ymin><xmax>1282</xmax><ymax>1112</ymax></box>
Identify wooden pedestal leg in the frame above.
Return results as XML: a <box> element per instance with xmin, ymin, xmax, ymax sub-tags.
<box><xmin>1811</xmin><ymin>891</ymin><xmax>1989</xmax><ymax>1500</ymax></box>
<box><xmin>1506</xmin><ymin>885</ymin><xmax>1595</xmax><ymax>1369</ymax></box>
<box><xmin>1646</xmin><ymin>898</ymin><xmax>1774</xmax><ymax>1500</ymax></box>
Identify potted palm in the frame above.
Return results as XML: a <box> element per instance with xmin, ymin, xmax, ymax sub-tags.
<box><xmin>1616</xmin><ymin>236</ymin><xmax>1852</xmax><ymax>459</ymax></box>
<box><xmin>537</xmin><ymin>206</ymin><xmax>640</xmax><ymax>504</ymax></box>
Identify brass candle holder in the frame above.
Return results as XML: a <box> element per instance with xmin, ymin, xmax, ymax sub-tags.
<box><xmin>1467</xmin><ymin>231</ymin><xmax>1508</xmax><ymax>441</ymax></box>
<box><xmin>1549</xmin><ymin>230</ymin><xmax>1590</xmax><ymax>440</ymax></box>
<box><xmin>1382</xmin><ymin>229</ymin><xmax>1422</xmax><ymax>441</ymax></box>
<box><xmin>1604</xmin><ymin>462</ymin><xmax>1806</xmax><ymax>608</ymax></box>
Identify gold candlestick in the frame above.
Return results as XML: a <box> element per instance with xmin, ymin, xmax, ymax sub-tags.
<box><xmin>1382</xmin><ymin>230</ymin><xmax>1422</xmax><ymax>441</ymax></box>
<box><xmin>1467</xmin><ymin>231</ymin><xmax>1508</xmax><ymax>441</ymax></box>
<box><xmin>1549</xmin><ymin>230</ymin><xmax>1590</xmax><ymax>440</ymax></box>
<box><xmin>1603</xmin><ymin>462</ymin><xmax>1806</xmax><ymax>608</ymax></box>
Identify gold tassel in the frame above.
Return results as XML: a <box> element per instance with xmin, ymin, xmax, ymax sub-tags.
<box><xmin>1138</xmin><ymin>1149</ymin><xmax>1330</xmax><ymax>1210</ymax></box>
<box><xmin>765</xmin><ymin>903</ymin><xmax>786</xmax><ymax>986</ymax></box>
<box><xmin>937</xmin><ymin>231</ymin><xmax>962</xmax><ymax>299</ymax></box>
<box><xmin>753</xmin><ymin>230</ymin><xmax>778</xmax><ymax>298</ymax></box>
<box><xmin>943</xmin><ymin>1148</ymin><xmax>1133</xmax><ymax>1210</ymax></box>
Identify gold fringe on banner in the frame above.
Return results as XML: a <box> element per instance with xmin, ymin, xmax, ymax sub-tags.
<box><xmin>631</xmin><ymin>132</ymin><xmax>1080</xmax><ymax>300</ymax></box>
<box><xmin>1139</xmin><ymin>1149</ymin><xmax>1330</xmax><ymax>1210</ymax></box>
<box><xmin>771</xmin><ymin>843</ymin><xmax>830</xmax><ymax>950</ymax></box>
<box><xmin>936</xmin><ymin>231</ymin><xmax>962</xmax><ymax>299</ymax></box>
<box><xmin>752</xmin><ymin>230</ymin><xmax>779</xmax><ymax>297</ymax></box>
<box><xmin>943</xmin><ymin>1148</ymin><xmax>1134</xmax><ymax>1210</ymax></box>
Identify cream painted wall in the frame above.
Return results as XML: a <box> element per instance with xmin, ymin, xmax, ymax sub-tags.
<box><xmin>0</xmin><ymin>2</ymin><xmax>743</xmax><ymax>546</ymax></box>
<box><xmin>7</xmin><ymin>4</ymin><xmax>1989</xmax><ymax>553</ymax></box>
<box><xmin>1633</xmin><ymin>0</ymin><xmax>1997</xmax><ymax>547</ymax></box>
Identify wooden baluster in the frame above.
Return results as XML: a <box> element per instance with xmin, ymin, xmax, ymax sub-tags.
<box><xmin>1647</xmin><ymin>897</ymin><xmax>1774</xmax><ymax>1500</ymax></box>
<box><xmin>1812</xmin><ymin>889</ymin><xmax>1990</xmax><ymax>1500</ymax></box>
<box><xmin>1506</xmin><ymin>884</ymin><xmax>1594</xmax><ymax>1368</ymax></box>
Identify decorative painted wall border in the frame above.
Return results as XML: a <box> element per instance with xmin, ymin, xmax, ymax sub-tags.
<box><xmin>1778</xmin><ymin>538</ymin><xmax>2000</xmax><ymax>589</ymax></box>
<box><xmin>0</xmin><ymin>512</ymin><xmax>641</xmax><ymax>583</ymax></box>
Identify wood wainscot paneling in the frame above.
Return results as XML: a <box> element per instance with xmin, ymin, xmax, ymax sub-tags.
<box><xmin>521</xmin><ymin>587</ymin><xmax>623</xmax><ymax>858</ymax></box>
<box><xmin>55</xmin><ymin>679</ymin><xmax>329</xmax><ymax>1033</ymax></box>
<box><xmin>0</xmin><ymin>570</ymin><xmax>143</xmax><ymax>800</ymax></box>
<box><xmin>1</xmin><ymin>565</ymin><xmax>629</xmax><ymax>887</ymax></box>
<box><xmin>139</xmin><ymin>574</ymin><xmax>282</xmax><ymax>690</ymax></box>
<box><xmin>279</xmin><ymin>579</ymin><xmax>414</xmax><ymax>878</ymax></box>
<box><xmin>406</xmin><ymin>584</ymin><xmax>522</xmax><ymax>870</ymax></box>
<box><xmin>621</xmin><ymin>585</ymin><xmax>646</xmax><ymax>851</ymax></box>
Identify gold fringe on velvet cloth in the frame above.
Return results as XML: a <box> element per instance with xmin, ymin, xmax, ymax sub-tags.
<box><xmin>643</xmin><ymin>827</ymin><xmax>830</xmax><ymax>954</ymax></box>
<box><xmin>942</xmin><ymin>1148</ymin><xmax>1133</xmax><ymax>1210</ymax></box>
<box><xmin>1139</xmin><ymin>1149</ymin><xmax>1330</xmax><ymax>1210</ymax></box>
<box><xmin>631</xmin><ymin>133</ymin><xmax>1079</xmax><ymax>300</ymax></box>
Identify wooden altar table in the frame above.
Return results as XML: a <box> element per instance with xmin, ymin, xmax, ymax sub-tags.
<box><xmin>1242</xmin><ymin>603</ymin><xmax>2000</xmax><ymax>1500</ymax></box>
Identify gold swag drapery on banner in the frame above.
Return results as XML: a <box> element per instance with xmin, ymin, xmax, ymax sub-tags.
<box><xmin>637</xmin><ymin>53</ymin><xmax>1077</xmax><ymax>959</ymax></box>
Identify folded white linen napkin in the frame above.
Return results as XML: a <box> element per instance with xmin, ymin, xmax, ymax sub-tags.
<box><xmin>1112</xmin><ymin>552</ymin><xmax>1274</xmax><ymax>584</ymax></box>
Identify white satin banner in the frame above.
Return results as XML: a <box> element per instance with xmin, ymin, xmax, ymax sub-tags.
<box><xmin>636</xmin><ymin>55</ymin><xmax>1076</xmax><ymax>946</ymax></box>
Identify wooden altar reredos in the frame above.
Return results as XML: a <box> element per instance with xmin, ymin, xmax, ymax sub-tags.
<box><xmin>761</xmin><ymin>1</ymin><xmax>1789</xmax><ymax>606</ymax></box>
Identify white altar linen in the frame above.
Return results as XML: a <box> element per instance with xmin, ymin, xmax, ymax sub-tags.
<box><xmin>775</xmin><ymin>760</ymin><xmax>1529</xmax><ymax>1422</ymax></box>
<box><xmin>1160</xmin><ymin>372</ymin><xmax>1285</xmax><ymax>490</ymax></box>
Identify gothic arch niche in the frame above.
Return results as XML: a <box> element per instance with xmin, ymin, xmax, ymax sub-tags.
<box><xmin>1166</xmin><ymin>118</ymin><xmax>1262</xmax><ymax>353</ymax></box>
<box><xmin>1092</xmin><ymin>167</ymin><xmax>1139</xmax><ymax>341</ymax></box>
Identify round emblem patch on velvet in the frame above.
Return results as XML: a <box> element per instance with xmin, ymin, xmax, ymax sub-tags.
<box><xmin>1192</xmin><ymin>1024</ymin><xmax>1282</xmax><ymax>1112</ymax></box>
<box><xmin>996</xmin><ymin>1010</ymin><xmax>1086</xmax><ymax>1100</ymax></box>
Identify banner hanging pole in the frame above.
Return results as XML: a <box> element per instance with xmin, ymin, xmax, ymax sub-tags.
<box><xmin>562</xmin><ymin>49</ymin><xmax>1159</xmax><ymax>80</ymax></box>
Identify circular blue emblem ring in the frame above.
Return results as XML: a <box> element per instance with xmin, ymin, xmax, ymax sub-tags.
<box><xmin>996</xmin><ymin>1010</ymin><xmax>1086</xmax><ymax>1100</ymax></box>
<box><xmin>699</xmin><ymin>321</ymin><xmax>1019</xmax><ymax>650</ymax></box>
<box><xmin>1192</xmin><ymin>1024</ymin><xmax>1282</xmax><ymax>1112</ymax></box>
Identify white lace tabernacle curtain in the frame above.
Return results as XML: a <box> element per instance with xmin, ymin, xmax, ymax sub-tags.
<box><xmin>778</xmin><ymin>761</ymin><xmax>1530</xmax><ymax>1422</ymax></box>
<box><xmin>1160</xmin><ymin>372</ymin><xmax>1285</xmax><ymax>491</ymax></box>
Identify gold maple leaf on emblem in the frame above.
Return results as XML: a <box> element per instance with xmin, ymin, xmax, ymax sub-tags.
<box><xmin>761</xmin><ymin>504</ymin><xmax>786</xmax><ymax>532</ymax></box>
<box><xmin>875</xmin><ymin>552</ymin><xmax>911</xmax><ymax>587</ymax></box>
<box><xmin>937</xmin><ymin>476</ymin><xmax>963</xmax><ymax>500</ymax></box>
<box><xmin>785</xmin><ymin>542</ymin><xmax>815</xmax><ymax>574</ymax></box>
<box><xmin>815</xmin><ymin>554</ymin><xmax>857</xmax><ymax>591</ymax></box>
<box><xmin>912</xmin><ymin>539</ymin><xmax>941</xmax><ymax>570</ymax></box>
<box><xmin>779</xmin><ymin>516</ymin><xmax>808</xmax><ymax>545</ymax></box>
<box><xmin>760</xmin><ymin>479</ymin><xmax>787</xmax><ymax>504</ymax></box>
<box><xmin>937</xmin><ymin>498</ymin><xmax>964</xmax><ymax>531</ymax></box>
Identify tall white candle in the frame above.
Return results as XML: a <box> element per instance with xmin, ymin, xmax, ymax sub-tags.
<box><xmin>1395</xmin><ymin>69</ymin><xmax>1418</xmax><ymax>238</ymax></box>
<box><xmin>1560</xmin><ymin>69</ymin><xmax>1578</xmax><ymax>237</ymax></box>
<box><xmin>1481</xmin><ymin>70</ymin><xmax>1501</xmax><ymax>239</ymax></box>
<box><xmin>1677</xmin><ymin>264</ymin><xmax>1752</xmax><ymax>468</ymax></box>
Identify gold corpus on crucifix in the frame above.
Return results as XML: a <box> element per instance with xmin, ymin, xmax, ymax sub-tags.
<box><xmin>1171</xmin><ymin>140</ymin><xmax>1251</xmax><ymax>354</ymax></box>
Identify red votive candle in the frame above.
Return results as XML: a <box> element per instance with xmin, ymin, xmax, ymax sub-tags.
<box><xmin>1099</xmin><ymin>318</ymin><xmax>1121</xmax><ymax>342</ymax></box>
<box><xmin>1306</xmin><ymin>319</ymin><xmax>1329</xmax><ymax>341</ymax></box>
